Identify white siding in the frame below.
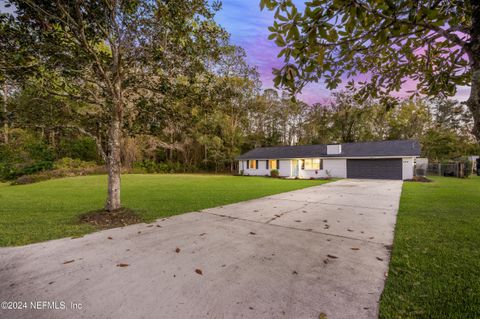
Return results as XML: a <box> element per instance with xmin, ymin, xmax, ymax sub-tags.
<box><xmin>242</xmin><ymin>160</ymin><xmax>269</xmax><ymax>176</ymax></box>
<box><xmin>402</xmin><ymin>157</ymin><xmax>414</xmax><ymax>180</ymax></box>
<box><xmin>297</xmin><ymin>158</ymin><xmax>346</xmax><ymax>179</ymax></box>
<box><xmin>240</xmin><ymin>159</ymin><xmax>292</xmax><ymax>177</ymax></box>
<box><xmin>327</xmin><ymin>145</ymin><xmax>342</xmax><ymax>155</ymax></box>
<box><xmin>278</xmin><ymin>160</ymin><xmax>291</xmax><ymax>177</ymax></box>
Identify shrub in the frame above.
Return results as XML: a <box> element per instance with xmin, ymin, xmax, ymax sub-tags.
<box><xmin>58</xmin><ymin>137</ymin><xmax>99</xmax><ymax>162</ymax></box>
<box><xmin>54</xmin><ymin>157</ymin><xmax>97</xmax><ymax>170</ymax></box>
<box><xmin>270</xmin><ymin>169</ymin><xmax>279</xmax><ymax>178</ymax></box>
<box><xmin>11</xmin><ymin>164</ymin><xmax>106</xmax><ymax>185</ymax></box>
<box><xmin>21</xmin><ymin>161</ymin><xmax>54</xmax><ymax>175</ymax></box>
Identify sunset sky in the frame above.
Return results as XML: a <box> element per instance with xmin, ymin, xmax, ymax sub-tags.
<box><xmin>214</xmin><ymin>0</ymin><xmax>470</xmax><ymax>104</ymax></box>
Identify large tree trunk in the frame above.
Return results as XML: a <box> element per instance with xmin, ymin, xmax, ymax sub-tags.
<box><xmin>105</xmin><ymin>113</ymin><xmax>122</xmax><ymax>211</ymax></box>
<box><xmin>2</xmin><ymin>82</ymin><xmax>8</xmax><ymax>145</ymax></box>
<box><xmin>468</xmin><ymin>1</ymin><xmax>480</xmax><ymax>143</ymax></box>
<box><xmin>468</xmin><ymin>67</ymin><xmax>480</xmax><ymax>143</ymax></box>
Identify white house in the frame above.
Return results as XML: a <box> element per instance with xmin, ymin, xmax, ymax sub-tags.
<box><xmin>237</xmin><ymin>140</ymin><xmax>421</xmax><ymax>180</ymax></box>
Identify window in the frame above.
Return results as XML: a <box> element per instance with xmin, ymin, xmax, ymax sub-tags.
<box><xmin>269</xmin><ymin>160</ymin><xmax>278</xmax><ymax>170</ymax></box>
<box><xmin>303</xmin><ymin>158</ymin><xmax>322</xmax><ymax>170</ymax></box>
<box><xmin>249</xmin><ymin>160</ymin><xmax>257</xmax><ymax>169</ymax></box>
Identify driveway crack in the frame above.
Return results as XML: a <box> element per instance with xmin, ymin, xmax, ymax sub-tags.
<box><xmin>264</xmin><ymin>203</ymin><xmax>311</xmax><ymax>224</ymax></box>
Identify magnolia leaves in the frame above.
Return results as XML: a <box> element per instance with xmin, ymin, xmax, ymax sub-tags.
<box><xmin>261</xmin><ymin>0</ymin><xmax>469</xmax><ymax>99</ymax></box>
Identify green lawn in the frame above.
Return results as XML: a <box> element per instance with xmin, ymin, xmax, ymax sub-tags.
<box><xmin>0</xmin><ymin>174</ymin><xmax>329</xmax><ymax>246</ymax></box>
<box><xmin>380</xmin><ymin>176</ymin><xmax>480</xmax><ymax>318</ymax></box>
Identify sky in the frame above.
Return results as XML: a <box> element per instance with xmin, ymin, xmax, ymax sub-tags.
<box><xmin>214</xmin><ymin>0</ymin><xmax>470</xmax><ymax>104</ymax></box>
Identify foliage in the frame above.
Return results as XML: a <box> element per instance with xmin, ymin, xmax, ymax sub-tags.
<box><xmin>12</xmin><ymin>158</ymin><xmax>104</xmax><ymax>185</ymax></box>
<box><xmin>380</xmin><ymin>176</ymin><xmax>480</xmax><ymax>318</ymax></box>
<box><xmin>54</xmin><ymin>157</ymin><xmax>98</xmax><ymax>170</ymax></box>
<box><xmin>0</xmin><ymin>129</ymin><xmax>55</xmax><ymax>180</ymax></box>
<box><xmin>270</xmin><ymin>169</ymin><xmax>280</xmax><ymax>177</ymax></box>
<box><xmin>0</xmin><ymin>174</ymin><xmax>331</xmax><ymax>246</ymax></box>
<box><xmin>57</xmin><ymin>138</ymin><xmax>99</xmax><ymax>162</ymax></box>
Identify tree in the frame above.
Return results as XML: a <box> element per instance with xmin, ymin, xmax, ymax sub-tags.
<box><xmin>6</xmin><ymin>0</ymin><xmax>226</xmax><ymax>211</ymax></box>
<box><xmin>0</xmin><ymin>11</ymin><xmax>37</xmax><ymax>145</ymax></box>
<box><xmin>260</xmin><ymin>0</ymin><xmax>480</xmax><ymax>143</ymax></box>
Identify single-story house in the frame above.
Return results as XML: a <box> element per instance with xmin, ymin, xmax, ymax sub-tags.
<box><xmin>236</xmin><ymin>140</ymin><xmax>421</xmax><ymax>180</ymax></box>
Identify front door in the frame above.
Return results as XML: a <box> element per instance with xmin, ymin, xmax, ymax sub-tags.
<box><xmin>291</xmin><ymin>160</ymin><xmax>299</xmax><ymax>177</ymax></box>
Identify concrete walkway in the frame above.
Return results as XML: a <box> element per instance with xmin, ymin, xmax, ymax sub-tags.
<box><xmin>0</xmin><ymin>179</ymin><xmax>403</xmax><ymax>319</ymax></box>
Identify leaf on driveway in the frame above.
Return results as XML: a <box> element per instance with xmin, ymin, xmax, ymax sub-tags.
<box><xmin>347</xmin><ymin>228</ymin><xmax>354</xmax><ymax>232</ymax></box>
<box><xmin>63</xmin><ymin>260</ymin><xmax>75</xmax><ymax>264</ymax></box>
<box><xmin>292</xmin><ymin>270</ymin><xmax>298</xmax><ymax>275</ymax></box>
<box><xmin>107</xmin><ymin>236</ymin><xmax>113</xmax><ymax>240</ymax></box>
<box><xmin>116</xmin><ymin>263</ymin><xmax>129</xmax><ymax>267</ymax></box>
<box><xmin>195</xmin><ymin>268</ymin><xmax>203</xmax><ymax>275</ymax></box>
<box><xmin>249</xmin><ymin>232</ymin><xmax>256</xmax><ymax>235</ymax></box>
<box><xmin>324</xmin><ymin>224</ymin><xmax>330</xmax><ymax>229</ymax></box>
<box><xmin>350</xmin><ymin>247</ymin><xmax>360</xmax><ymax>250</ymax></box>
<box><xmin>376</xmin><ymin>257</ymin><xmax>384</xmax><ymax>261</ymax></box>
<box><xmin>295</xmin><ymin>220</ymin><xmax>302</xmax><ymax>223</ymax></box>
<box><xmin>319</xmin><ymin>312</ymin><xmax>328</xmax><ymax>319</ymax></box>
<box><xmin>327</xmin><ymin>254</ymin><xmax>338</xmax><ymax>259</ymax></box>
<box><xmin>253</xmin><ymin>210</ymin><xmax>259</xmax><ymax>212</ymax></box>
<box><xmin>175</xmin><ymin>248</ymin><xmax>181</xmax><ymax>253</ymax></box>
<box><xmin>156</xmin><ymin>225</ymin><xmax>162</xmax><ymax>227</ymax></box>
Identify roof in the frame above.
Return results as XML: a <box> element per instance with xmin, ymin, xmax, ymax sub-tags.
<box><xmin>236</xmin><ymin>140</ymin><xmax>421</xmax><ymax>160</ymax></box>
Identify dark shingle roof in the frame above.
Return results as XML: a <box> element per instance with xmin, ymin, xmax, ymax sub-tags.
<box><xmin>236</xmin><ymin>140</ymin><xmax>421</xmax><ymax>160</ymax></box>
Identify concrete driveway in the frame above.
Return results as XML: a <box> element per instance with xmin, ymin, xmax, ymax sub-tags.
<box><xmin>0</xmin><ymin>179</ymin><xmax>402</xmax><ymax>319</ymax></box>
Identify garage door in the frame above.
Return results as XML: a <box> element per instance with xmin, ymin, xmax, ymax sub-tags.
<box><xmin>347</xmin><ymin>159</ymin><xmax>402</xmax><ymax>180</ymax></box>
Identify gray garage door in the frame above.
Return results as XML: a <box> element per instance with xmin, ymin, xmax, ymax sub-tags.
<box><xmin>347</xmin><ymin>159</ymin><xmax>402</xmax><ymax>180</ymax></box>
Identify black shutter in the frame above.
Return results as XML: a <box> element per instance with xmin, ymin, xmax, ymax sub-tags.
<box><xmin>256</xmin><ymin>160</ymin><xmax>259</xmax><ymax>169</ymax></box>
<box><xmin>266</xmin><ymin>160</ymin><xmax>269</xmax><ymax>169</ymax></box>
<box><xmin>277</xmin><ymin>160</ymin><xmax>280</xmax><ymax>169</ymax></box>
<box><xmin>320</xmin><ymin>159</ymin><xmax>323</xmax><ymax>170</ymax></box>
<box><xmin>301</xmin><ymin>160</ymin><xmax>305</xmax><ymax>170</ymax></box>
<box><xmin>246</xmin><ymin>160</ymin><xmax>249</xmax><ymax>168</ymax></box>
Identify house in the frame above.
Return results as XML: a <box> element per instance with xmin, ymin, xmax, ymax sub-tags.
<box><xmin>236</xmin><ymin>140</ymin><xmax>421</xmax><ymax>180</ymax></box>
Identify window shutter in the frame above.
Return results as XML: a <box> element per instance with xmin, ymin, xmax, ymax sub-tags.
<box><xmin>256</xmin><ymin>160</ymin><xmax>259</xmax><ymax>169</ymax></box>
<box><xmin>277</xmin><ymin>160</ymin><xmax>280</xmax><ymax>169</ymax></box>
<box><xmin>301</xmin><ymin>160</ymin><xmax>305</xmax><ymax>170</ymax></box>
<box><xmin>247</xmin><ymin>160</ymin><xmax>249</xmax><ymax>168</ymax></box>
<box><xmin>266</xmin><ymin>160</ymin><xmax>269</xmax><ymax>169</ymax></box>
<box><xmin>320</xmin><ymin>159</ymin><xmax>323</xmax><ymax>170</ymax></box>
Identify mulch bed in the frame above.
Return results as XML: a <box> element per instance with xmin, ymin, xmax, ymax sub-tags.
<box><xmin>78</xmin><ymin>208</ymin><xmax>143</xmax><ymax>229</ymax></box>
<box><xmin>406</xmin><ymin>176</ymin><xmax>432</xmax><ymax>182</ymax></box>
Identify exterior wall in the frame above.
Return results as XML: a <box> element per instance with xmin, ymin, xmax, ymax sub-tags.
<box><xmin>298</xmin><ymin>158</ymin><xmax>346</xmax><ymax>179</ymax></box>
<box><xmin>402</xmin><ymin>157</ymin><xmax>415</xmax><ymax>180</ymax></box>
<box><xmin>278</xmin><ymin>160</ymin><xmax>292</xmax><ymax>177</ymax></box>
<box><xmin>239</xmin><ymin>159</ymin><xmax>292</xmax><ymax>177</ymax></box>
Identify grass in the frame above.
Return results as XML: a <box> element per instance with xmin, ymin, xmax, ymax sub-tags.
<box><xmin>379</xmin><ymin>176</ymin><xmax>480</xmax><ymax>318</ymax></box>
<box><xmin>0</xmin><ymin>174</ymin><xmax>330</xmax><ymax>247</ymax></box>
